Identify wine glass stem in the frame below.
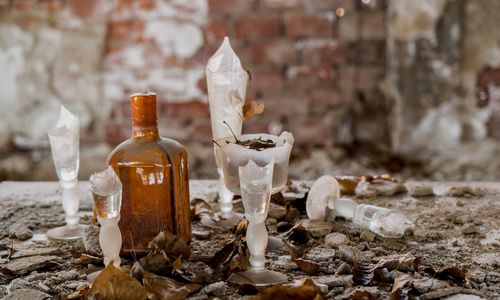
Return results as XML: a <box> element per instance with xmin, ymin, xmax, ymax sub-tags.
<box><xmin>218</xmin><ymin>170</ymin><xmax>234</xmax><ymax>215</ymax></box>
<box><xmin>246</xmin><ymin>221</ymin><xmax>267</xmax><ymax>271</ymax></box>
<box><xmin>98</xmin><ymin>217</ymin><xmax>122</xmax><ymax>267</ymax></box>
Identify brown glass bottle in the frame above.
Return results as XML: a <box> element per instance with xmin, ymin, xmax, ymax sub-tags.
<box><xmin>107</xmin><ymin>92</ymin><xmax>191</xmax><ymax>254</ymax></box>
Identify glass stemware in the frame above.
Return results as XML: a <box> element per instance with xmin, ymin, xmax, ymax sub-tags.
<box><xmin>204</xmin><ymin>36</ymin><xmax>249</xmax><ymax>229</ymax></box>
<box><xmin>227</xmin><ymin>160</ymin><xmax>287</xmax><ymax>285</ymax></box>
<box><xmin>89</xmin><ymin>166</ymin><xmax>122</xmax><ymax>268</ymax></box>
<box><xmin>47</xmin><ymin>105</ymin><xmax>85</xmax><ymax>240</ymax></box>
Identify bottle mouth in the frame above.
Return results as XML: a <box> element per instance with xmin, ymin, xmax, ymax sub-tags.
<box><xmin>130</xmin><ymin>91</ymin><xmax>157</xmax><ymax>97</ymax></box>
<box><xmin>130</xmin><ymin>92</ymin><xmax>158</xmax><ymax>128</ymax></box>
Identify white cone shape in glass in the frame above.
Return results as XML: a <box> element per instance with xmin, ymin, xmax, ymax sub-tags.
<box><xmin>306</xmin><ymin>175</ymin><xmax>340</xmax><ymax>220</ymax></box>
<box><xmin>216</xmin><ymin>132</ymin><xmax>294</xmax><ymax>195</ymax></box>
<box><xmin>90</xmin><ymin>166</ymin><xmax>123</xmax><ymax>267</ymax></box>
<box><xmin>206</xmin><ymin>36</ymin><xmax>248</xmax><ymax>140</ymax></box>
<box><xmin>48</xmin><ymin>105</ymin><xmax>80</xmax><ymax>189</ymax></box>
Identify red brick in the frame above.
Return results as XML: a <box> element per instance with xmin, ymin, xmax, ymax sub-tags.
<box><xmin>105</xmin><ymin>122</ymin><xmax>130</xmax><ymax>145</ymax></box>
<box><xmin>165</xmin><ymin>100</ymin><xmax>209</xmax><ymax>119</ymax></box>
<box><xmin>262</xmin><ymin>91</ymin><xmax>309</xmax><ymax>118</ymax></box>
<box><xmin>346</xmin><ymin>40</ymin><xmax>385</xmax><ymax>65</ymax></box>
<box><xmin>305</xmin><ymin>0</ymin><xmax>356</xmax><ymax>12</ymax></box>
<box><xmin>339</xmin><ymin>12</ymin><xmax>357</xmax><ymax>41</ymax></box>
<box><xmin>251</xmin><ymin>40</ymin><xmax>297</xmax><ymax>65</ymax></box>
<box><xmin>300</xmin><ymin>39</ymin><xmax>346</xmax><ymax>66</ymax></box>
<box><xmin>285</xmin><ymin>13</ymin><xmax>335</xmax><ymax>38</ymax></box>
<box><xmin>204</xmin><ymin>18</ymin><xmax>228</xmax><ymax>45</ymax></box>
<box><xmin>286</xmin><ymin>65</ymin><xmax>336</xmax><ymax>88</ymax></box>
<box><xmin>309</xmin><ymin>87</ymin><xmax>345</xmax><ymax>115</ymax></box>
<box><xmin>107</xmin><ymin>19</ymin><xmax>144</xmax><ymax>43</ymax></box>
<box><xmin>339</xmin><ymin>65</ymin><xmax>384</xmax><ymax>92</ymax></box>
<box><xmin>260</xmin><ymin>0</ymin><xmax>306</xmax><ymax>11</ymax></box>
<box><xmin>209</xmin><ymin>0</ymin><xmax>255</xmax><ymax>15</ymax></box>
<box><xmin>249</xmin><ymin>67</ymin><xmax>284</xmax><ymax>92</ymax></box>
<box><xmin>289</xmin><ymin>117</ymin><xmax>333</xmax><ymax>145</ymax></box>
<box><xmin>68</xmin><ymin>0</ymin><xmax>99</xmax><ymax>19</ymax></box>
<box><xmin>235</xmin><ymin>15</ymin><xmax>282</xmax><ymax>40</ymax></box>
<box><xmin>191</xmin><ymin>118</ymin><xmax>213</xmax><ymax>144</ymax></box>
<box><xmin>138</xmin><ymin>0</ymin><xmax>155</xmax><ymax>10</ymax></box>
<box><xmin>41</xmin><ymin>0</ymin><xmax>62</xmax><ymax>12</ymax></box>
<box><xmin>477</xmin><ymin>66</ymin><xmax>500</xmax><ymax>87</ymax></box>
<box><xmin>11</xmin><ymin>0</ymin><xmax>35</xmax><ymax>11</ymax></box>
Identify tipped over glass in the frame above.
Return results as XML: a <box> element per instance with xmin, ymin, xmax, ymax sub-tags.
<box><xmin>47</xmin><ymin>105</ymin><xmax>85</xmax><ymax>240</ymax></box>
<box><xmin>204</xmin><ymin>36</ymin><xmax>249</xmax><ymax>229</ymax></box>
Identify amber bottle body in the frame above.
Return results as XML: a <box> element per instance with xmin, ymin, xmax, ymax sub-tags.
<box><xmin>107</xmin><ymin>93</ymin><xmax>191</xmax><ymax>254</ymax></box>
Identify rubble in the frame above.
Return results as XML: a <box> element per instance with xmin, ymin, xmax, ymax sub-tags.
<box><xmin>1</xmin><ymin>289</ymin><xmax>52</xmax><ymax>300</ymax></box>
<box><xmin>82</xmin><ymin>225</ymin><xmax>102</xmax><ymax>256</ymax></box>
<box><xmin>324</xmin><ymin>232</ymin><xmax>349</xmax><ymax>248</ymax></box>
<box><xmin>7</xmin><ymin>223</ymin><xmax>33</xmax><ymax>241</ymax></box>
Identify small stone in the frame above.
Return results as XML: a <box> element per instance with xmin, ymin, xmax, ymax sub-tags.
<box><xmin>269</xmin><ymin>255</ymin><xmax>296</xmax><ymax>272</ymax></box>
<box><xmin>11</xmin><ymin>247</ymin><xmax>62</xmax><ymax>259</ymax></box>
<box><xmin>462</xmin><ymin>224</ymin><xmax>479</xmax><ymax>235</ymax></box>
<box><xmin>1</xmin><ymin>288</ymin><xmax>52</xmax><ymax>300</ymax></box>
<box><xmin>192</xmin><ymin>229</ymin><xmax>210</xmax><ymax>240</ymax></box>
<box><xmin>446</xmin><ymin>186</ymin><xmax>474</xmax><ymax>197</ymax></box>
<box><xmin>266</xmin><ymin>236</ymin><xmax>285</xmax><ymax>252</ymax></box>
<box><xmin>413</xmin><ymin>278</ymin><xmax>450</xmax><ymax>293</ymax></box>
<box><xmin>312</xmin><ymin>275</ymin><xmax>352</xmax><ymax>288</ymax></box>
<box><xmin>299</xmin><ymin>219</ymin><xmax>334</xmax><ymax>238</ymax></box>
<box><xmin>454</xmin><ymin>214</ymin><xmax>473</xmax><ymax>225</ymax></box>
<box><xmin>7</xmin><ymin>223</ymin><xmax>33</xmax><ymax>241</ymax></box>
<box><xmin>82</xmin><ymin>225</ymin><xmax>102</xmax><ymax>256</ymax></box>
<box><xmin>201</xmin><ymin>281</ymin><xmax>228</xmax><ymax>297</ymax></box>
<box><xmin>355</xmin><ymin>180</ymin><xmax>407</xmax><ymax>197</ymax></box>
<box><xmin>444</xmin><ymin>295</ymin><xmax>485</xmax><ymax>300</ymax></box>
<box><xmin>268</xmin><ymin>203</ymin><xmax>287</xmax><ymax>220</ymax></box>
<box><xmin>338</xmin><ymin>245</ymin><xmax>375</xmax><ymax>264</ymax></box>
<box><xmin>407</xmin><ymin>184</ymin><xmax>434</xmax><ymax>197</ymax></box>
<box><xmin>360</xmin><ymin>230</ymin><xmax>376</xmax><ymax>242</ymax></box>
<box><xmin>344</xmin><ymin>222</ymin><xmax>363</xmax><ymax>236</ymax></box>
<box><xmin>305</xmin><ymin>248</ymin><xmax>336</xmax><ymax>262</ymax></box>
<box><xmin>2</xmin><ymin>255</ymin><xmax>62</xmax><ymax>275</ymax></box>
<box><xmin>325</xmin><ymin>232</ymin><xmax>349</xmax><ymax>248</ymax></box>
<box><xmin>335</xmin><ymin>262</ymin><xmax>352</xmax><ymax>275</ymax></box>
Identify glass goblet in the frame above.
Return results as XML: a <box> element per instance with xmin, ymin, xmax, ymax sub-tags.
<box><xmin>227</xmin><ymin>160</ymin><xmax>287</xmax><ymax>286</ymax></box>
<box><xmin>47</xmin><ymin>105</ymin><xmax>85</xmax><ymax>240</ymax></box>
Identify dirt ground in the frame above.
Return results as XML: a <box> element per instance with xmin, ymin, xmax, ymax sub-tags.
<box><xmin>0</xmin><ymin>180</ymin><xmax>499</xmax><ymax>299</ymax></box>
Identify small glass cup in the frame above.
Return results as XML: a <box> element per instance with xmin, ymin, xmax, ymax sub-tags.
<box><xmin>228</xmin><ymin>160</ymin><xmax>287</xmax><ymax>285</ymax></box>
<box><xmin>89</xmin><ymin>166</ymin><xmax>122</xmax><ymax>268</ymax></box>
<box><xmin>47</xmin><ymin>105</ymin><xmax>85</xmax><ymax>240</ymax></box>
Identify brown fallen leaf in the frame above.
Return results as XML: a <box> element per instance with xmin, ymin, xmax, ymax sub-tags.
<box><xmin>78</xmin><ymin>253</ymin><xmax>103</xmax><ymax>265</ymax></box>
<box><xmin>149</xmin><ymin>230</ymin><xmax>191</xmax><ymax>260</ymax></box>
<box><xmin>143</xmin><ymin>272</ymin><xmax>201</xmax><ymax>300</ymax></box>
<box><xmin>251</xmin><ymin>278</ymin><xmax>324</xmax><ymax>300</ymax></box>
<box><xmin>172</xmin><ymin>255</ymin><xmax>183</xmax><ymax>275</ymax></box>
<box><xmin>294</xmin><ymin>258</ymin><xmax>320</xmax><ymax>275</ymax></box>
<box><xmin>66</xmin><ymin>286</ymin><xmax>90</xmax><ymax>300</ymax></box>
<box><xmin>348</xmin><ymin>289</ymin><xmax>379</xmax><ymax>300</ymax></box>
<box><xmin>88</xmin><ymin>263</ymin><xmax>147</xmax><ymax>300</ymax></box>
<box><xmin>285</xmin><ymin>225</ymin><xmax>313</xmax><ymax>259</ymax></box>
<box><xmin>190</xmin><ymin>198</ymin><xmax>218</xmax><ymax>222</ymax></box>
<box><xmin>352</xmin><ymin>261</ymin><xmax>375</xmax><ymax>286</ymax></box>
<box><xmin>425</xmin><ymin>266</ymin><xmax>469</xmax><ymax>285</ymax></box>
<box><xmin>210</xmin><ymin>239</ymin><xmax>238</xmax><ymax>270</ymax></box>
<box><xmin>234</xmin><ymin>219</ymin><xmax>248</xmax><ymax>236</ymax></box>
<box><xmin>335</xmin><ymin>176</ymin><xmax>361</xmax><ymax>195</ymax></box>
<box><xmin>391</xmin><ymin>274</ymin><xmax>413</xmax><ymax>300</ymax></box>
<box><xmin>243</xmin><ymin>100</ymin><xmax>265</xmax><ymax>121</ymax></box>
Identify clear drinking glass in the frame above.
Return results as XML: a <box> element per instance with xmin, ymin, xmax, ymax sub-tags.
<box><xmin>90</xmin><ymin>166</ymin><xmax>122</xmax><ymax>268</ymax></box>
<box><xmin>47</xmin><ymin>105</ymin><xmax>85</xmax><ymax>240</ymax></box>
<box><xmin>204</xmin><ymin>36</ymin><xmax>249</xmax><ymax>229</ymax></box>
<box><xmin>227</xmin><ymin>160</ymin><xmax>287</xmax><ymax>285</ymax></box>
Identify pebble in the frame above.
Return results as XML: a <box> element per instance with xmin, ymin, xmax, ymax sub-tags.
<box><xmin>444</xmin><ymin>295</ymin><xmax>485</xmax><ymax>300</ymax></box>
<box><xmin>324</xmin><ymin>232</ymin><xmax>349</xmax><ymax>248</ymax></box>
<box><xmin>1</xmin><ymin>289</ymin><xmax>52</xmax><ymax>300</ymax></box>
<box><xmin>266</xmin><ymin>236</ymin><xmax>284</xmax><ymax>252</ymax></box>
<box><xmin>2</xmin><ymin>255</ymin><xmax>62</xmax><ymax>275</ymax></box>
<box><xmin>268</xmin><ymin>203</ymin><xmax>287</xmax><ymax>220</ymax></box>
<box><xmin>337</xmin><ymin>245</ymin><xmax>375</xmax><ymax>264</ymax></box>
<box><xmin>446</xmin><ymin>186</ymin><xmax>475</xmax><ymax>197</ymax></box>
<box><xmin>305</xmin><ymin>248</ymin><xmax>336</xmax><ymax>262</ymax></box>
<box><xmin>360</xmin><ymin>230</ymin><xmax>376</xmax><ymax>242</ymax></box>
<box><xmin>335</xmin><ymin>262</ymin><xmax>352</xmax><ymax>275</ymax></box>
<box><xmin>82</xmin><ymin>225</ymin><xmax>102</xmax><ymax>256</ymax></box>
<box><xmin>299</xmin><ymin>219</ymin><xmax>334</xmax><ymax>238</ymax></box>
<box><xmin>201</xmin><ymin>281</ymin><xmax>228</xmax><ymax>297</ymax></box>
<box><xmin>413</xmin><ymin>278</ymin><xmax>450</xmax><ymax>293</ymax></box>
<box><xmin>407</xmin><ymin>184</ymin><xmax>434</xmax><ymax>197</ymax></box>
<box><xmin>11</xmin><ymin>247</ymin><xmax>62</xmax><ymax>259</ymax></box>
<box><xmin>192</xmin><ymin>229</ymin><xmax>210</xmax><ymax>240</ymax></box>
<box><xmin>462</xmin><ymin>224</ymin><xmax>479</xmax><ymax>235</ymax></box>
<box><xmin>7</xmin><ymin>223</ymin><xmax>33</xmax><ymax>241</ymax></box>
<box><xmin>453</xmin><ymin>213</ymin><xmax>473</xmax><ymax>225</ymax></box>
<box><xmin>312</xmin><ymin>275</ymin><xmax>352</xmax><ymax>288</ymax></box>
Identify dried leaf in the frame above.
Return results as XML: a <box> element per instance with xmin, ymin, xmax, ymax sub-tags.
<box><xmin>348</xmin><ymin>289</ymin><xmax>379</xmax><ymax>300</ymax></box>
<box><xmin>294</xmin><ymin>258</ymin><xmax>320</xmax><ymax>275</ymax></box>
<box><xmin>391</xmin><ymin>275</ymin><xmax>414</xmax><ymax>300</ymax></box>
<box><xmin>66</xmin><ymin>286</ymin><xmax>90</xmax><ymax>300</ymax></box>
<box><xmin>143</xmin><ymin>272</ymin><xmax>201</xmax><ymax>300</ymax></box>
<box><xmin>172</xmin><ymin>255</ymin><xmax>183</xmax><ymax>275</ymax></box>
<box><xmin>190</xmin><ymin>198</ymin><xmax>217</xmax><ymax>222</ymax></box>
<box><xmin>285</xmin><ymin>225</ymin><xmax>313</xmax><ymax>259</ymax></box>
<box><xmin>243</xmin><ymin>100</ymin><xmax>265</xmax><ymax>121</ymax></box>
<box><xmin>335</xmin><ymin>176</ymin><xmax>361</xmax><ymax>195</ymax></box>
<box><xmin>426</xmin><ymin>266</ymin><xmax>468</xmax><ymax>285</ymax></box>
<box><xmin>210</xmin><ymin>240</ymin><xmax>238</xmax><ymax>269</ymax></box>
<box><xmin>78</xmin><ymin>253</ymin><xmax>103</xmax><ymax>265</ymax></box>
<box><xmin>352</xmin><ymin>262</ymin><xmax>375</xmax><ymax>286</ymax></box>
<box><xmin>270</xmin><ymin>192</ymin><xmax>287</xmax><ymax>206</ymax></box>
<box><xmin>251</xmin><ymin>278</ymin><xmax>324</xmax><ymax>300</ymax></box>
<box><xmin>88</xmin><ymin>263</ymin><xmax>147</xmax><ymax>300</ymax></box>
<box><xmin>234</xmin><ymin>219</ymin><xmax>248</xmax><ymax>236</ymax></box>
<box><xmin>148</xmin><ymin>230</ymin><xmax>191</xmax><ymax>260</ymax></box>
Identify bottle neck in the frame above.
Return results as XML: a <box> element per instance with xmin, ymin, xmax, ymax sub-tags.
<box><xmin>130</xmin><ymin>92</ymin><xmax>159</xmax><ymax>140</ymax></box>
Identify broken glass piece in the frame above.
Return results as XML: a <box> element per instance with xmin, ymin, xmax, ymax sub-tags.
<box><xmin>48</xmin><ymin>105</ymin><xmax>80</xmax><ymax>188</ymax></box>
<box><xmin>306</xmin><ymin>175</ymin><xmax>340</xmax><ymax>220</ymax></box>
<box><xmin>206</xmin><ymin>36</ymin><xmax>249</xmax><ymax>140</ymax></box>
